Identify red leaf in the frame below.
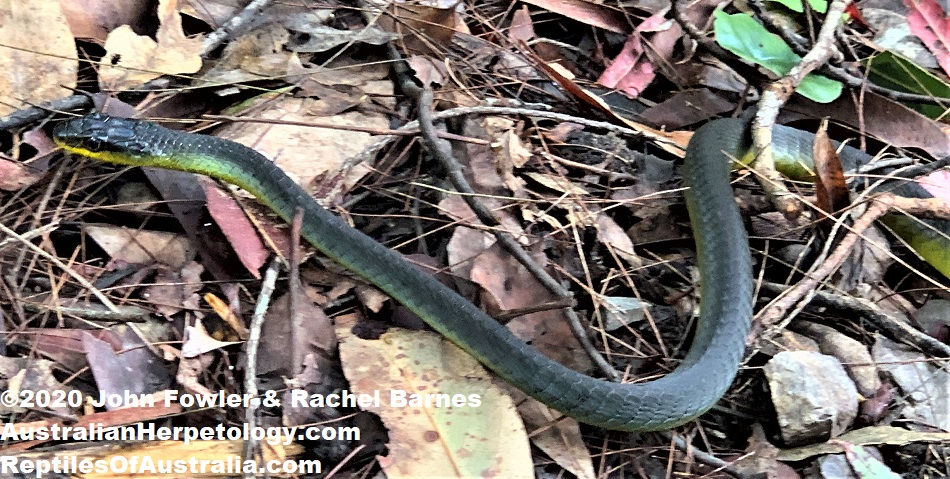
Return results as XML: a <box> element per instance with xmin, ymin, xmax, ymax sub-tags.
<box><xmin>597</xmin><ymin>11</ymin><xmax>671</xmax><ymax>98</ymax></box>
<box><xmin>844</xmin><ymin>2</ymin><xmax>870</xmax><ymax>29</ymax></box>
<box><xmin>906</xmin><ymin>0</ymin><xmax>950</xmax><ymax>77</ymax></box>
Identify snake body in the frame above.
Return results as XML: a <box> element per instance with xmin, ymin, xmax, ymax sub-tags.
<box><xmin>54</xmin><ymin>113</ymin><xmax>923</xmax><ymax>430</ymax></box>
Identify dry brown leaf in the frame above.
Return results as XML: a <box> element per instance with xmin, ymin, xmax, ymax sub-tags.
<box><xmin>501</xmin><ymin>386</ymin><xmax>595</xmax><ymax>479</ymax></box>
<box><xmin>521</xmin><ymin>0</ymin><xmax>629</xmax><ymax>33</ymax></box>
<box><xmin>2</xmin><ymin>360</ymin><xmax>77</xmax><ymax>417</ymax></box>
<box><xmin>509</xmin><ymin>6</ymin><xmax>537</xmax><ymax>42</ymax></box>
<box><xmin>59</xmin><ymin>0</ymin><xmax>149</xmax><ymax>41</ymax></box>
<box><xmin>180</xmin><ymin>0</ymin><xmax>247</xmax><ymax>25</ymax></box>
<box><xmin>84</xmin><ymin>225</ymin><xmax>195</xmax><ymax>269</ymax></box>
<box><xmin>0</xmin><ymin>0</ymin><xmax>77</xmax><ymax>116</ymax></box>
<box><xmin>143</xmin><ymin>262</ymin><xmax>203</xmax><ymax>318</ymax></box>
<box><xmin>593</xmin><ymin>208</ymin><xmax>642</xmax><ymax>267</ymax></box>
<box><xmin>336</xmin><ymin>315</ymin><xmax>533</xmax><ymax>478</ymax></box>
<box><xmin>200</xmin><ymin>23</ymin><xmax>291</xmax><ymax>84</ymax></box>
<box><xmin>83</xmin><ymin>328</ymin><xmax>173</xmax><ymax>411</ymax></box>
<box><xmin>377</xmin><ymin>2</ymin><xmax>459</xmax><ymax>57</ymax></box>
<box><xmin>216</xmin><ymin>97</ymin><xmax>388</xmax><ymax>189</ymax></box>
<box><xmin>447</xmin><ymin>224</ymin><xmax>593</xmax><ymax>373</ymax></box>
<box><xmin>99</xmin><ymin>0</ymin><xmax>203</xmax><ymax>90</ymax></box>
<box><xmin>525</xmin><ymin>171</ymin><xmax>589</xmax><ymax>195</ymax></box>
<box><xmin>201</xmin><ymin>180</ymin><xmax>267</xmax><ymax>278</ymax></box>
<box><xmin>256</xmin><ymin>288</ymin><xmax>337</xmax><ymax>377</ymax></box>
<box><xmin>0</xmin><ymin>159</ymin><xmax>44</xmax><ymax>191</ymax></box>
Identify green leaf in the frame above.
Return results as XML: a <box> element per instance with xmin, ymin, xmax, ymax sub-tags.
<box><xmin>713</xmin><ymin>10</ymin><xmax>842</xmax><ymax>103</ymax></box>
<box><xmin>865</xmin><ymin>50</ymin><xmax>950</xmax><ymax>119</ymax></box>
<box><xmin>767</xmin><ymin>0</ymin><xmax>828</xmax><ymax>13</ymax></box>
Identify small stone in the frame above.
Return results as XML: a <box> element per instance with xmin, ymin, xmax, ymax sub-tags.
<box><xmin>764</xmin><ymin>351</ymin><xmax>859</xmax><ymax>446</ymax></box>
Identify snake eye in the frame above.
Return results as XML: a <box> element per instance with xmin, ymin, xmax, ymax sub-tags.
<box><xmin>84</xmin><ymin>137</ymin><xmax>104</xmax><ymax>152</ymax></box>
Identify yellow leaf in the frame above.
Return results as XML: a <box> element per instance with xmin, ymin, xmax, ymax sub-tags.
<box><xmin>336</xmin><ymin>315</ymin><xmax>532</xmax><ymax>478</ymax></box>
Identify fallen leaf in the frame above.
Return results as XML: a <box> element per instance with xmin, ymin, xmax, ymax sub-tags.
<box><xmin>593</xmin><ymin>209</ymin><xmax>642</xmax><ymax>267</ymax></box>
<box><xmin>336</xmin><ymin>315</ymin><xmax>533</xmax><ymax>478</ymax></box>
<box><xmin>906</xmin><ymin>0</ymin><xmax>950</xmax><ymax>78</ymax></box>
<box><xmin>181</xmin><ymin>319</ymin><xmax>241</xmax><ymax>358</ymax></box>
<box><xmin>639</xmin><ymin>89</ymin><xmax>735</xmax><ymax>129</ymax></box>
<box><xmin>378</xmin><ymin>2</ymin><xmax>459</xmax><ymax>57</ymax></box>
<box><xmin>202</xmin><ymin>180</ymin><xmax>267</xmax><ymax>278</ymax></box>
<box><xmin>508</xmin><ymin>6</ymin><xmax>536</xmax><ymax>42</ymax></box>
<box><xmin>215</xmin><ymin>97</ymin><xmax>389</xmax><ymax>189</ymax></box>
<box><xmin>597</xmin><ymin>11</ymin><xmax>672</xmax><ymax>98</ymax></box>
<box><xmin>83</xmin><ymin>328</ymin><xmax>173</xmax><ymax>411</ymax></box>
<box><xmin>142</xmin><ymin>262</ymin><xmax>204</xmax><ymax>318</ymax></box>
<box><xmin>288</xmin><ymin>24</ymin><xmax>396</xmax><ymax>53</ymax></box>
<box><xmin>501</xmin><ymin>386</ymin><xmax>595</xmax><ymax>479</ymax></box>
<box><xmin>812</xmin><ymin>122</ymin><xmax>850</xmax><ymax>226</ymax></box>
<box><xmin>59</xmin><ymin>0</ymin><xmax>150</xmax><ymax>41</ymax></box>
<box><xmin>23</xmin><ymin>328</ymin><xmax>123</xmax><ymax>372</ymax></box>
<box><xmin>0</xmin><ymin>159</ymin><xmax>44</xmax><ymax>191</ymax></box>
<box><xmin>521</xmin><ymin>0</ymin><xmax>629</xmax><ymax>33</ymax></box>
<box><xmin>0</xmin><ymin>0</ymin><xmax>77</xmax><ymax>115</ymax></box>
<box><xmin>203</xmin><ymin>293</ymin><xmax>248</xmax><ymax>340</ymax></box>
<box><xmin>254</xmin><ymin>288</ymin><xmax>337</xmax><ymax>377</ymax></box>
<box><xmin>99</xmin><ymin>0</ymin><xmax>203</xmax><ymax>90</ymax></box>
<box><xmin>778</xmin><ymin>426</ymin><xmax>950</xmax><ymax>461</ymax></box>
<box><xmin>524</xmin><ymin>172</ymin><xmax>589</xmax><ymax>195</ymax></box>
<box><xmin>836</xmin><ymin>441</ymin><xmax>902</xmax><ymax>478</ymax></box>
<box><xmin>199</xmin><ymin>23</ymin><xmax>291</xmax><ymax>84</ymax></box>
<box><xmin>84</xmin><ymin>225</ymin><xmax>196</xmax><ymax>269</ymax></box>
<box><xmin>2</xmin><ymin>360</ymin><xmax>77</xmax><ymax>417</ymax></box>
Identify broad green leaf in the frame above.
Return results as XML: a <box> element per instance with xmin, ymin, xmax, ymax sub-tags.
<box><xmin>865</xmin><ymin>50</ymin><xmax>950</xmax><ymax>119</ymax></box>
<box><xmin>713</xmin><ymin>10</ymin><xmax>842</xmax><ymax>103</ymax></box>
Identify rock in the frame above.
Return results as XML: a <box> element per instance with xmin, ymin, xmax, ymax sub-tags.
<box><xmin>794</xmin><ymin>322</ymin><xmax>881</xmax><ymax>397</ymax></box>
<box><xmin>913</xmin><ymin>299</ymin><xmax>950</xmax><ymax>343</ymax></box>
<box><xmin>764</xmin><ymin>351</ymin><xmax>860</xmax><ymax>446</ymax></box>
<box><xmin>810</xmin><ymin>454</ymin><xmax>857</xmax><ymax>479</ymax></box>
<box><xmin>872</xmin><ymin>336</ymin><xmax>950</xmax><ymax>430</ymax></box>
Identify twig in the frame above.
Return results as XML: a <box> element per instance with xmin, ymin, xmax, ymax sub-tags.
<box><xmin>243</xmin><ymin>257</ymin><xmax>281</xmax><ymax>473</ymax></box>
<box><xmin>331</xmin><ymin>104</ymin><xmax>671</xmax><ymax>203</ymax></box>
<box><xmin>664</xmin><ymin>433</ymin><xmax>765</xmax><ymax>479</ymax></box>
<box><xmin>759</xmin><ymin>282</ymin><xmax>950</xmax><ymax>358</ymax></box>
<box><xmin>0</xmin><ymin>221</ymin><xmax>119</xmax><ymax>313</ymax></box>
<box><xmin>0</xmin><ymin>96</ymin><xmax>92</xmax><ymax>130</ymax></box>
<box><xmin>290</xmin><ymin>209</ymin><xmax>303</xmax><ymax>377</ymax></box>
<box><xmin>671</xmin><ymin>0</ymin><xmax>950</xmax><ymax>108</ymax></box>
<box><xmin>753</xmin><ymin>0</ymin><xmax>849</xmax><ymax>218</ymax></box>
<box><xmin>756</xmin><ymin>193</ymin><xmax>948</xmax><ymax>337</ymax></box>
<box><xmin>202</xmin><ymin>0</ymin><xmax>274</xmax><ymax>56</ymax></box>
<box><xmin>21</xmin><ymin>301</ymin><xmax>151</xmax><ymax>322</ymax></box>
<box><xmin>414</xmin><ymin>88</ymin><xmax>619</xmax><ymax>380</ymax></box>
<box><xmin>0</xmin><ymin>223</ymin><xmax>58</xmax><ymax>250</ymax></box>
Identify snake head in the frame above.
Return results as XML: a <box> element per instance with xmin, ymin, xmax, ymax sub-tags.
<box><xmin>53</xmin><ymin>113</ymin><xmax>162</xmax><ymax>166</ymax></box>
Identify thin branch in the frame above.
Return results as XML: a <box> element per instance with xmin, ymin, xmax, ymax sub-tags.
<box><xmin>0</xmin><ymin>221</ymin><xmax>119</xmax><ymax>313</ymax></box>
<box><xmin>753</xmin><ymin>0</ymin><xmax>849</xmax><ymax>218</ymax></box>
<box><xmin>243</xmin><ymin>257</ymin><xmax>281</xmax><ymax>475</ymax></box>
<box><xmin>414</xmin><ymin>87</ymin><xmax>620</xmax><ymax>380</ymax></box>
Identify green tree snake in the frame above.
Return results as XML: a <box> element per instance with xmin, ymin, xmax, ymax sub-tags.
<box><xmin>51</xmin><ymin>113</ymin><xmax>939</xmax><ymax>431</ymax></box>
